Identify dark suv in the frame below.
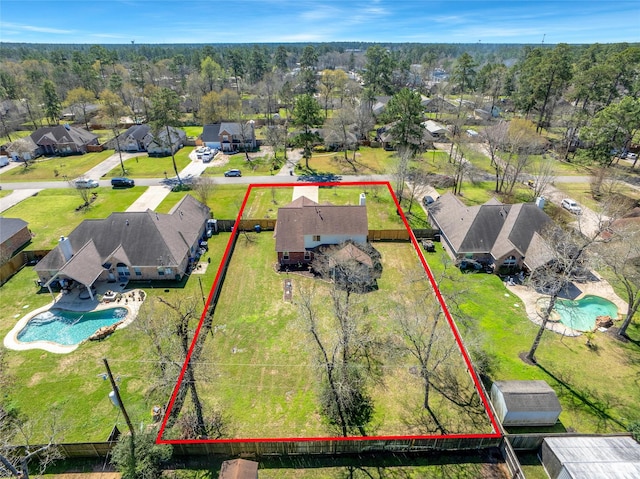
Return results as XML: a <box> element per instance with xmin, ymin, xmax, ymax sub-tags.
<box><xmin>111</xmin><ymin>177</ymin><xmax>135</xmax><ymax>188</ymax></box>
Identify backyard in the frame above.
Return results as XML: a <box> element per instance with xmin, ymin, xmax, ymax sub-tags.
<box><xmin>162</xmin><ymin>233</ymin><xmax>494</xmax><ymax>440</ymax></box>
<box><xmin>0</xmin><ymin>181</ymin><xmax>638</xmax><ymax>446</ymax></box>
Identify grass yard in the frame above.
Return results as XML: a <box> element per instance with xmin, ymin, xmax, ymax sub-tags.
<box><xmin>103</xmin><ymin>147</ymin><xmax>194</xmax><ymax>178</ymax></box>
<box><xmin>2</xmin><ymin>187</ymin><xmax>148</xmax><ymax>249</ymax></box>
<box><xmin>426</xmin><ymin>246</ymin><xmax>640</xmax><ymax>434</ymax></box>
<box><xmin>0</xmin><ymin>151</ymin><xmax>113</xmax><ymax>182</ymax></box>
<box><xmin>155</xmin><ymin>185</ymin><xmax>250</xmax><ymax>219</ymax></box>
<box><xmin>163</xmin><ymin>231</ymin><xmax>495</xmax><ymax>440</ymax></box>
<box><xmin>0</xmin><ymin>234</ymin><xmax>230</xmax><ymax>443</ymax></box>
<box><xmin>203</xmin><ymin>153</ymin><xmax>275</xmax><ymax>177</ymax></box>
<box><xmin>182</xmin><ymin>126</ymin><xmax>203</xmax><ymax>138</ymax></box>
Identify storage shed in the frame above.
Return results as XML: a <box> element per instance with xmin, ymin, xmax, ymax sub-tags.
<box><xmin>490</xmin><ymin>380</ymin><xmax>561</xmax><ymax>427</ymax></box>
<box><xmin>541</xmin><ymin>436</ymin><xmax>640</xmax><ymax>479</ymax></box>
<box><xmin>218</xmin><ymin>458</ymin><xmax>258</xmax><ymax>479</ymax></box>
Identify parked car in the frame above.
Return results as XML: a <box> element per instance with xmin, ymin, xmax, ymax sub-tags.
<box><xmin>74</xmin><ymin>178</ymin><xmax>99</xmax><ymax>189</ymax></box>
<box><xmin>456</xmin><ymin>259</ymin><xmax>484</xmax><ymax>272</ymax></box>
<box><xmin>423</xmin><ymin>195</ymin><xmax>435</xmax><ymax>206</ymax></box>
<box><xmin>561</xmin><ymin>198</ymin><xmax>582</xmax><ymax>215</ymax></box>
<box><xmin>627</xmin><ymin>152</ymin><xmax>638</xmax><ymax>160</ymax></box>
<box><xmin>111</xmin><ymin>177</ymin><xmax>135</xmax><ymax>188</ymax></box>
<box><xmin>224</xmin><ymin>169</ymin><xmax>242</xmax><ymax>177</ymax></box>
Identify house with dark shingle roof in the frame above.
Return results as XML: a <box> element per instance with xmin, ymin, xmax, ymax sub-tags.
<box><xmin>200</xmin><ymin>122</ymin><xmax>256</xmax><ymax>152</ymax></box>
<box><xmin>428</xmin><ymin>192</ymin><xmax>553</xmax><ymax>272</ymax></box>
<box><xmin>29</xmin><ymin>125</ymin><xmax>99</xmax><ymax>156</ymax></box>
<box><xmin>274</xmin><ymin>196</ymin><xmax>368</xmax><ymax>267</ymax></box>
<box><xmin>0</xmin><ymin>218</ymin><xmax>31</xmax><ymax>264</ymax></box>
<box><xmin>35</xmin><ymin>195</ymin><xmax>209</xmax><ymax>298</ymax></box>
<box><xmin>107</xmin><ymin>124</ymin><xmax>186</xmax><ymax>156</ymax></box>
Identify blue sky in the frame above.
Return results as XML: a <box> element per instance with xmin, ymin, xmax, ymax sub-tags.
<box><xmin>1</xmin><ymin>0</ymin><xmax>638</xmax><ymax>44</ymax></box>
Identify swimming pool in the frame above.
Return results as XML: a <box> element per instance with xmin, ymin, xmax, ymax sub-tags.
<box><xmin>555</xmin><ymin>295</ymin><xmax>618</xmax><ymax>332</ymax></box>
<box><xmin>17</xmin><ymin>307</ymin><xmax>128</xmax><ymax>346</ymax></box>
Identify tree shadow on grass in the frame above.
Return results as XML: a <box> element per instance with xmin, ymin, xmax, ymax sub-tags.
<box><xmin>535</xmin><ymin>362</ymin><xmax>627</xmax><ymax>432</ymax></box>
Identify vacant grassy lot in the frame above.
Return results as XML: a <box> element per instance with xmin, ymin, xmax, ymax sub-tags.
<box><xmin>2</xmin><ymin>187</ymin><xmax>148</xmax><ymax>249</ymax></box>
<box><xmin>203</xmin><ymin>152</ymin><xmax>275</xmax><ymax>177</ymax></box>
<box><xmin>104</xmin><ymin>147</ymin><xmax>193</xmax><ymax>178</ymax></box>
<box><xmin>0</xmin><ymin>151</ymin><xmax>113</xmax><ymax>182</ymax></box>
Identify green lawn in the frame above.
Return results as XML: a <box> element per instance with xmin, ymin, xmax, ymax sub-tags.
<box><xmin>0</xmin><ymin>130</ymin><xmax>33</xmax><ymax>145</ymax></box>
<box><xmin>2</xmin><ymin>187</ymin><xmax>148</xmax><ymax>249</ymax></box>
<box><xmin>0</xmin><ymin>151</ymin><xmax>113</xmax><ymax>182</ymax></box>
<box><xmin>427</xmin><ymin>248</ymin><xmax>640</xmax><ymax>434</ymax></box>
<box><xmin>162</xmin><ymin>235</ymin><xmax>493</xmax><ymax>440</ymax></box>
<box><xmin>203</xmin><ymin>152</ymin><xmax>276</xmax><ymax>177</ymax></box>
<box><xmin>103</xmin><ymin>147</ymin><xmax>194</xmax><ymax>178</ymax></box>
<box><xmin>0</xmin><ymin>234</ymin><xmax>229</xmax><ymax>443</ymax></box>
<box><xmin>182</xmin><ymin>126</ymin><xmax>203</xmax><ymax>138</ymax></box>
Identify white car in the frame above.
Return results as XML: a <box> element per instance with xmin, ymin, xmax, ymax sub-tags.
<box><xmin>75</xmin><ymin>178</ymin><xmax>99</xmax><ymax>189</ymax></box>
<box><xmin>561</xmin><ymin>198</ymin><xmax>582</xmax><ymax>215</ymax></box>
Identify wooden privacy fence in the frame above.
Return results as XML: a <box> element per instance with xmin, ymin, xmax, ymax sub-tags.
<box><xmin>0</xmin><ymin>249</ymin><xmax>50</xmax><ymax>285</ymax></box>
<box><xmin>20</xmin><ymin>437</ymin><xmax>502</xmax><ymax>460</ymax></box>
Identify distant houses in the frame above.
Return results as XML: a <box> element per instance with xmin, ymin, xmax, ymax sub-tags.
<box><xmin>7</xmin><ymin>125</ymin><xmax>99</xmax><ymax>160</ymax></box>
<box><xmin>107</xmin><ymin>124</ymin><xmax>186</xmax><ymax>156</ymax></box>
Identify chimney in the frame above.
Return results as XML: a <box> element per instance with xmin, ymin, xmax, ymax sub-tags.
<box><xmin>59</xmin><ymin>236</ymin><xmax>73</xmax><ymax>261</ymax></box>
<box><xmin>359</xmin><ymin>193</ymin><xmax>366</xmax><ymax>206</ymax></box>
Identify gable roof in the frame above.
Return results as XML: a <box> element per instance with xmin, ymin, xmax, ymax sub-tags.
<box><xmin>0</xmin><ymin>218</ymin><xmax>28</xmax><ymax>244</ymax></box>
<box><xmin>493</xmin><ymin>380</ymin><xmax>561</xmax><ymax>413</ymax></box>
<box><xmin>35</xmin><ymin>195</ymin><xmax>209</xmax><ymax>274</ymax></box>
<box><xmin>30</xmin><ymin>125</ymin><xmax>98</xmax><ymax>147</ymax></box>
<box><xmin>275</xmin><ymin>196</ymin><xmax>368</xmax><ymax>252</ymax></box>
<box><xmin>430</xmin><ymin>193</ymin><xmax>552</xmax><ymax>264</ymax></box>
<box><xmin>123</xmin><ymin>124</ymin><xmax>151</xmax><ymax>141</ymax></box>
<box><xmin>201</xmin><ymin>123</ymin><xmax>221</xmax><ymax>142</ymax></box>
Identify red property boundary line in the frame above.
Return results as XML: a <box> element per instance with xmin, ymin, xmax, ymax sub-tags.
<box><xmin>157</xmin><ymin>180</ymin><xmax>501</xmax><ymax>444</ymax></box>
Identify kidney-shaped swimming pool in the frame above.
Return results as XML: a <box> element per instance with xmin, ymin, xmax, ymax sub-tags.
<box><xmin>17</xmin><ymin>307</ymin><xmax>128</xmax><ymax>346</ymax></box>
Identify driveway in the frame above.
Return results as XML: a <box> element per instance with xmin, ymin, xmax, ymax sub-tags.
<box><xmin>125</xmin><ymin>185</ymin><xmax>171</xmax><ymax>212</ymax></box>
<box><xmin>83</xmin><ymin>151</ymin><xmax>146</xmax><ymax>180</ymax></box>
<box><xmin>0</xmin><ymin>188</ymin><xmax>42</xmax><ymax>213</ymax></box>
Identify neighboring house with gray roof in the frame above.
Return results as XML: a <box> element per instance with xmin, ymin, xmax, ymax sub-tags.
<box><xmin>107</xmin><ymin>124</ymin><xmax>186</xmax><ymax>156</ymax></box>
<box><xmin>28</xmin><ymin>125</ymin><xmax>99</xmax><ymax>157</ymax></box>
<box><xmin>35</xmin><ymin>195</ymin><xmax>209</xmax><ymax>298</ymax></box>
<box><xmin>201</xmin><ymin>122</ymin><xmax>256</xmax><ymax>152</ymax></box>
<box><xmin>428</xmin><ymin>192</ymin><xmax>553</xmax><ymax>272</ymax></box>
<box><xmin>274</xmin><ymin>196</ymin><xmax>368</xmax><ymax>267</ymax></box>
<box><xmin>0</xmin><ymin>218</ymin><xmax>31</xmax><ymax>263</ymax></box>
<box><xmin>491</xmin><ymin>380</ymin><xmax>562</xmax><ymax>427</ymax></box>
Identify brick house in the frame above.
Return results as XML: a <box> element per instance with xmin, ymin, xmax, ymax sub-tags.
<box><xmin>30</xmin><ymin>125</ymin><xmax>99</xmax><ymax>156</ymax></box>
<box><xmin>274</xmin><ymin>196</ymin><xmax>368</xmax><ymax>267</ymax></box>
<box><xmin>35</xmin><ymin>195</ymin><xmax>209</xmax><ymax>298</ymax></box>
<box><xmin>107</xmin><ymin>124</ymin><xmax>186</xmax><ymax>156</ymax></box>
<box><xmin>0</xmin><ymin>218</ymin><xmax>31</xmax><ymax>264</ymax></box>
<box><xmin>428</xmin><ymin>192</ymin><xmax>553</xmax><ymax>273</ymax></box>
<box><xmin>201</xmin><ymin>122</ymin><xmax>257</xmax><ymax>152</ymax></box>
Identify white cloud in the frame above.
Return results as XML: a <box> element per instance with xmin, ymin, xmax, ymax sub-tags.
<box><xmin>1</xmin><ymin>22</ymin><xmax>74</xmax><ymax>35</ymax></box>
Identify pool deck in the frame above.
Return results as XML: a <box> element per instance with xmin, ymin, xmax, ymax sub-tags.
<box><xmin>503</xmin><ymin>270</ymin><xmax>628</xmax><ymax>337</ymax></box>
<box><xmin>3</xmin><ymin>282</ymin><xmax>145</xmax><ymax>354</ymax></box>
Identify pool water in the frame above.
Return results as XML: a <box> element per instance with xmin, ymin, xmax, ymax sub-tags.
<box><xmin>555</xmin><ymin>295</ymin><xmax>618</xmax><ymax>332</ymax></box>
<box><xmin>17</xmin><ymin>307</ymin><xmax>128</xmax><ymax>346</ymax></box>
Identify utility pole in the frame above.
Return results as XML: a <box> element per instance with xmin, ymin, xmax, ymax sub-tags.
<box><xmin>103</xmin><ymin>358</ymin><xmax>135</xmax><ymax>472</ymax></box>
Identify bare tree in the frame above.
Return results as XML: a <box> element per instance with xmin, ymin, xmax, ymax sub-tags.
<box><xmin>67</xmin><ymin>179</ymin><xmax>94</xmax><ymax>209</ymax></box>
<box><xmin>264</xmin><ymin>124</ymin><xmax>288</xmax><ymax>163</ymax></box>
<box><xmin>1</xmin><ymin>351</ymin><xmax>64</xmax><ymax>479</ymax></box>
<box><xmin>192</xmin><ymin>176</ymin><xmax>216</xmax><ymax>209</ymax></box>
<box><xmin>595</xmin><ymin>221</ymin><xmax>640</xmax><ymax>337</ymax></box>
<box><xmin>324</xmin><ymin>106</ymin><xmax>358</xmax><ymax>166</ymax></box>
<box><xmin>392</xmin><ymin>146</ymin><xmax>412</xmax><ymax>201</ymax></box>
<box><xmin>296</xmin><ymin>245</ymin><xmax>384</xmax><ymax>436</ymax></box>
<box><xmin>526</xmin><ymin>213</ymin><xmax>616</xmax><ymax>362</ymax></box>
<box><xmin>527</xmin><ymin>155</ymin><xmax>557</xmax><ymax>200</ymax></box>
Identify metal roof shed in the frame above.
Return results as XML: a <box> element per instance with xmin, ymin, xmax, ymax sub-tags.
<box><xmin>490</xmin><ymin>380</ymin><xmax>561</xmax><ymax>427</ymax></box>
<box><xmin>541</xmin><ymin>436</ymin><xmax>640</xmax><ymax>479</ymax></box>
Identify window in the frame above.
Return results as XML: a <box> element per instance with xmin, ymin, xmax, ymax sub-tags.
<box><xmin>134</xmin><ymin>267</ymin><xmax>142</xmax><ymax>276</ymax></box>
<box><xmin>158</xmin><ymin>269</ymin><xmax>164</xmax><ymax>276</ymax></box>
<box><xmin>313</xmin><ymin>235</ymin><xmax>321</xmax><ymax>242</ymax></box>
<box><xmin>283</xmin><ymin>251</ymin><xmax>289</xmax><ymax>260</ymax></box>
<box><xmin>165</xmin><ymin>267</ymin><xmax>173</xmax><ymax>275</ymax></box>
<box><xmin>304</xmin><ymin>251</ymin><xmax>311</xmax><ymax>260</ymax></box>
<box><xmin>503</xmin><ymin>255</ymin><xmax>517</xmax><ymax>267</ymax></box>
